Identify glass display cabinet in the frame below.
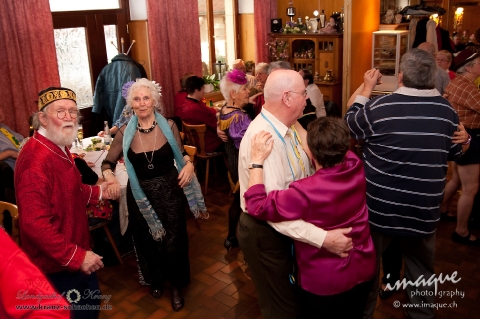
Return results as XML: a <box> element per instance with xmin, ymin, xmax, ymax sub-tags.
<box><xmin>372</xmin><ymin>30</ymin><xmax>409</xmax><ymax>92</ymax></box>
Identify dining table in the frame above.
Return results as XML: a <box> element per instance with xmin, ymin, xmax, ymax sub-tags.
<box><xmin>70</xmin><ymin>136</ymin><xmax>130</xmax><ymax>235</ymax></box>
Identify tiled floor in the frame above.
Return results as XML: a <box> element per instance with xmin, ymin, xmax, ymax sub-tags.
<box><xmin>96</xmin><ymin>173</ymin><xmax>480</xmax><ymax>319</ymax></box>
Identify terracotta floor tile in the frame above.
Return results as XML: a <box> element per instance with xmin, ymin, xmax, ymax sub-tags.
<box><xmin>220</xmin><ymin>260</ymin><xmax>242</xmax><ymax>274</ymax></box>
<box><xmin>221</xmin><ymin>281</ymin><xmax>245</xmax><ymax>296</ymax></box>
<box><xmin>117</xmin><ymin>298</ymin><xmax>142</xmax><ymax>314</ymax></box>
<box><xmin>205</xmin><ymin>303</ymin><xmax>231</xmax><ymax>318</ymax></box>
<box><xmin>191</xmin><ymin>293</ymin><xmax>221</xmax><ymax>310</ymax></box>
<box><xmin>213</xmin><ymin>291</ymin><xmax>239</xmax><ymax>308</ymax></box>
<box><xmin>204</xmin><ymin>261</ymin><xmax>228</xmax><ymax>275</ymax></box>
<box><xmin>128</xmin><ymin>309</ymin><xmax>151</xmax><ymax>319</ymax></box>
<box><xmin>108</xmin><ymin>312</ymin><xmax>130</xmax><ymax>319</ymax></box>
<box><xmin>184</xmin><ymin>281</ymin><xmax>210</xmax><ymax>299</ymax></box>
<box><xmin>212</xmin><ymin>271</ymin><xmax>236</xmax><ymax>284</ymax></box>
<box><xmin>126</xmin><ymin>286</ymin><xmax>151</xmax><ymax>303</ymax></box>
<box><xmin>135</xmin><ymin>295</ymin><xmax>162</xmax><ymax>314</ymax></box>
<box><xmin>183</xmin><ymin>305</ymin><xmax>210</xmax><ymax>318</ymax></box>
<box><xmin>204</xmin><ymin>280</ymin><xmax>229</xmax><ymax>297</ymax></box>
<box><xmin>145</xmin><ymin>307</ymin><xmax>170</xmax><ymax>319</ymax></box>
<box><xmin>194</xmin><ymin>272</ymin><xmax>218</xmax><ymax>286</ymax></box>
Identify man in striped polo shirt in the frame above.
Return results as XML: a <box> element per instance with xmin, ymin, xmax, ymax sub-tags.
<box><xmin>346</xmin><ymin>49</ymin><xmax>469</xmax><ymax>319</ymax></box>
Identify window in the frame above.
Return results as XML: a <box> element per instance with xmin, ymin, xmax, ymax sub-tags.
<box><xmin>54</xmin><ymin>28</ymin><xmax>93</xmax><ymax>108</ymax></box>
<box><xmin>49</xmin><ymin>0</ymin><xmax>120</xmax><ymax>12</ymax></box>
<box><xmin>50</xmin><ymin>0</ymin><xmax>129</xmax><ymax>135</ymax></box>
<box><xmin>198</xmin><ymin>0</ymin><xmax>237</xmax><ymax>76</ymax></box>
<box><xmin>51</xmin><ymin>2</ymin><xmax>129</xmax><ymax>108</ymax></box>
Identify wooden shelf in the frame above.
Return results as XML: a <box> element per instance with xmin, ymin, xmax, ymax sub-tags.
<box><xmin>293</xmin><ymin>58</ymin><xmax>315</xmax><ymax>62</ymax></box>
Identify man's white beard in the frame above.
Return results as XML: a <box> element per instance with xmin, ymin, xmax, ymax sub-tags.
<box><xmin>45</xmin><ymin>122</ymin><xmax>78</xmax><ymax>147</ymax></box>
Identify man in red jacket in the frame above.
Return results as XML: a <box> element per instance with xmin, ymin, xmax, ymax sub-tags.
<box><xmin>15</xmin><ymin>87</ymin><xmax>115</xmax><ymax>319</ymax></box>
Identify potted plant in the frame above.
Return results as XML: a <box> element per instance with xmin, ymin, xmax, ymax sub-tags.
<box><xmin>202</xmin><ymin>74</ymin><xmax>219</xmax><ymax>93</ymax></box>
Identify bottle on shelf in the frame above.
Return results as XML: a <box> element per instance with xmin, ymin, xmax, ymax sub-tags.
<box><xmin>103</xmin><ymin>121</ymin><xmax>111</xmax><ymax>145</ymax></box>
<box><xmin>319</xmin><ymin>10</ymin><xmax>326</xmax><ymax>28</ymax></box>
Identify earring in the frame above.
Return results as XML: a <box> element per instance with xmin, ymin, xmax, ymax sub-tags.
<box><xmin>232</xmin><ymin>99</ymin><xmax>235</xmax><ymax>106</ymax></box>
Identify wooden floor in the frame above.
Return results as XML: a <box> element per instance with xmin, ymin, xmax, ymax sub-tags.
<box><xmin>95</xmin><ymin>174</ymin><xmax>480</xmax><ymax>319</ymax></box>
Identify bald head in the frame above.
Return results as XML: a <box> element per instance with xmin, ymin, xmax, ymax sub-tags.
<box><xmin>418</xmin><ymin>42</ymin><xmax>435</xmax><ymax>55</ymax></box>
<box><xmin>263</xmin><ymin>70</ymin><xmax>306</xmax><ymax>125</ymax></box>
<box><xmin>264</xmin><ymin>69</ymin><xmax>303</xmax><ymax>102</ymax></box>
<box><xmin>233</xmin><ymin>59</ymin><xmax>246</xmax><ymax>73</ymax></box>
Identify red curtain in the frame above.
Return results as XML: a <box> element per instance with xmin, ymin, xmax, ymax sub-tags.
<box><xmin>254</xmin><ymin>0</ymin><xmax>277</xmax><ymax>63</ymax></box>
<box><xmin>0</xmin><ymin>0</ymin><xmax>60</xmax><ymax>137</ymax></box>
<box><xmin>147</xmin><ymin>0</ymin><xmax>203</xmax><ymax>117</ymax></box>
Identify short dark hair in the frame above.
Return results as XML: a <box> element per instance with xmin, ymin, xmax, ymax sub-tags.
<box><xmin>307</xmin><ymin>117</ymin><xmax>350</xmax><ymax>168</ymax></box>
<box><xmin>180</xmin><ymin>73</ymin><xmax>194</xmax><ymax>90</ymax></box>
<box><xmin>300</xmin><ymin>69</ymin><xmax>314</xmax><ymax>84</ymax></box>
<box><xmin>185</xmin><ymin>76</ymin><xmax>205</xmax><ymax>94</ymax></box>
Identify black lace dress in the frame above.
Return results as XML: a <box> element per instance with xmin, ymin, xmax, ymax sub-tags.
<box><xmin>102</xmin><ymin>120</ymin><xmax>190</xmax><ymax>290</ymax></box>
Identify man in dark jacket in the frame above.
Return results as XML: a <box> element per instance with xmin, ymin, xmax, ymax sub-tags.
<box><xmin>92</xmin><ymin>54</ymin><xmax>147</xmax><ymax>126</ymax></box>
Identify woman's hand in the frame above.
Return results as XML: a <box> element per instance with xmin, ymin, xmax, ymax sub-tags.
<box><xmin>453</xmin><ymin>122</ymin><xmax>469</xmax><ymax>144</ymax></box>
<box><xmin>100</xmin><ymin>180</ymin><xmax>120</xmax><ymax>200</ymax></box>
<box><xmin>178</xmin><ymin>161</ymin><xmax>195</xmax><ymax>188</ymax></box>
<box><xmin>251</xmin><ymin>131</ymin><xmax>274</xmax><ymax>164</ymax></box>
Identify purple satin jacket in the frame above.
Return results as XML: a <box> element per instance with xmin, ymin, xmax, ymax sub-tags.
<box><xmin>245</xmin><ymin>151</ymin><xmax>376</xmax><ymax>295</ymax></box>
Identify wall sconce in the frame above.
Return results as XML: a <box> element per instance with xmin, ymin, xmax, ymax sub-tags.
<box><xmin>453</xmin><ymin>7</ymin><xmax>464</xmax><ymax>33</ymax></box>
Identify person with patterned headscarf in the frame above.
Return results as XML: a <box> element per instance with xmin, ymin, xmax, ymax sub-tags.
<box><xmin>0</xmin><ymin>107</ymin><xmax>23</xmax><ymax>169</ymax></box>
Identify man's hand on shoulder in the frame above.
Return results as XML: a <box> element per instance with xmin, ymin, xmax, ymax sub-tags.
<box><xmin>80</xmin><ymin>251</ymin><xmax>104</xmax><ymax>275</ymax></box>
<box><xmin>322</xmin><ymin>227</ymin><xmax>353</xmax><ymax>258</ymax></box>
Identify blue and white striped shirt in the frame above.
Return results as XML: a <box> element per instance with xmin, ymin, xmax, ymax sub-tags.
<box><xmin>345</xmin><ymin>87</ymin><xmax>462</xmax><ymax>237</ymax></box>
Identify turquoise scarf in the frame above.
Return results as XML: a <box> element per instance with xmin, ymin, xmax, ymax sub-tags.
<box><xmin>123</xmin><ymin>112</ymin><xmax>206</xmax><ymax>241</ymax></box>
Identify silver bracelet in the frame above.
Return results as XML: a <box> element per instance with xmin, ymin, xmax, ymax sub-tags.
<box><xmin>102</xmin><ymin>169</ymin><xmax>115</xmax><ymax>179</ymax></box>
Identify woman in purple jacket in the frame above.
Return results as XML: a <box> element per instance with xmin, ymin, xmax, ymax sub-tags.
<box><xmin>244</xmin><ymin>117</ymin><xmax>376</xmax><ymax>318</ymax></box>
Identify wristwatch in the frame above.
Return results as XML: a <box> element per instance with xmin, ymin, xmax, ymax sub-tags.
<box><xmin>248</xmin><ymin>163</ymin><xmax>263</xmax><ymax>169</ymax></box>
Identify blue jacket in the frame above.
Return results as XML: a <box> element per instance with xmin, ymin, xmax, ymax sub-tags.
<box><xmin>92</xmin><ymin>54</ymin><xmax>146</xmax><ymax>125</ymax></box>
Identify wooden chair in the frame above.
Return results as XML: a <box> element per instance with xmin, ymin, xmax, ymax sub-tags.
<box><xmin>89</xmin><ymin>220</ymin><xmax>123</xmax><ymax>265</ymax></box>
<box><xmin>0</xmin><ymin>201</ymin><xmax>20</xmax><ymax>245</ymax></box>
<box><xmin>182</xmin><ymin>121</ymin><xmax>227</xmax><ymax>194</ymax></box>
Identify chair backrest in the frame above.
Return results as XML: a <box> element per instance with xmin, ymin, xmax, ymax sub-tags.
<box><xmin>0</xmin><ymin>201</ymin><xmax>20</xmax><ymax>245</ymax></box>
<box><xmin>184</xmin><ymin>145</ymin><xmax>197</xmax><ymax>162</ymax></box>
<box><xmin>182</xmin><ymin>121</ymin><xmax>208</xmax><ymax>156</ymax></box>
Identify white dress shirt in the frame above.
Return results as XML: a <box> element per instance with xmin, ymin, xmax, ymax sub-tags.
<box><xmin>238</xmin><ymin>108</ymin><xmax>327</xmax><ymax>248</ymax></box>
<box><xmin>306</xmin><ymin>84</ymin><xmax>326</xmax><ymax>117</ymax></box>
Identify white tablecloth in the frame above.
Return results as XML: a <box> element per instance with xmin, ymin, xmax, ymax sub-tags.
<box><xmin>71</xmin><ymin>136</ymin><xmax>129</xmax><ymax>234</ymax></box>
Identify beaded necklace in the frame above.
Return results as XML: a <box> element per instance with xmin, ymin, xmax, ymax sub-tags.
<box><xmin>137</xmin><ymin>120</ymin><xmax>157</xmax><ymax>133</ymax></box>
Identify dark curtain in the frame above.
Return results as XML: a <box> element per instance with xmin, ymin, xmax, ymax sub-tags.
<box><xmin>0</xmin><ymin>0</ymin><xmax>60</xmax><ymax>137</ymax></box>
<box><xmin>147</xmin><ymin>0</ymin><xmax>203</xmax><ymax>117</ymax></box>
<box><xmin>254</xmin><ymin>0</ymin><xmax>278</xmax><ymax>63</ymax></box>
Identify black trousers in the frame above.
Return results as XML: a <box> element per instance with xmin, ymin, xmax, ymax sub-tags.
<box><xmin>381</xmin><ymin>240</ymin><xmax>402</xmax><ymax>286</ymax></box>
<box><xmin>237</xmin><ymin>212</ymin><xmax>299</xmax><ymax>319</ymax></box>
<box><xmin>227</xmin><ymin>192</ymin><xmax>242</xmax><ymax>239</ymax></box>
<box><xmin>300</xmin><ymin>279</ymin><xmax>374</xmax><ymax>319</ymax></box>
<box><xmin>363</xmin><ymin>231</ymin><xmax>436</xmax><ymax>319</ymax></box>
<box><xmin>47</xmin><ymin>271</ymin><xmax>100</xmax><ymax>319</ymax></box>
